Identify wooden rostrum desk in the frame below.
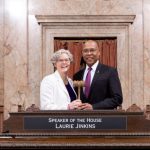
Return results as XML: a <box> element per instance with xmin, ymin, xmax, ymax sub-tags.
<box><xmin>1</xmin><ymin>109</ymin><xmax>150</xmax><ymax>149</ymax></box>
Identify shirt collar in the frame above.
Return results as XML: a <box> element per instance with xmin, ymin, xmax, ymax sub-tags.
<box><xmin>85</xmin><ymin>60</ymin><xmax>99</xmax><ymax>72</ymax></box>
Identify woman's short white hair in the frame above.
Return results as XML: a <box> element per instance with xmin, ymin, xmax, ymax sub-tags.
<box><xmin>51</xmin><ymin>49</ymin><xmax>73</xmax><ymax>64</ymax></box>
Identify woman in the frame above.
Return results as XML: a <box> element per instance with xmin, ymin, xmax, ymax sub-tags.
<box><xmin>40</xmin><ymin>49</ymin><xmax>81</xmax><ymax>110</ymax></box>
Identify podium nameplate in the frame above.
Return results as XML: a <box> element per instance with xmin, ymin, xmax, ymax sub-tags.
<box><xmin>24</xmin><ymin>116</ymin><xmax>127</xmax><ymax>130</ymax></box>
<box><xmin>4</xmin><ymin>110</ymin><xmax>149</xmax><ymax>133</ymax></box>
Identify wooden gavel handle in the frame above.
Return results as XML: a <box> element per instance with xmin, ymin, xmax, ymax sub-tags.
<box><xmin>78</xmin><ymin>86</ymin><xmax>80</xmax><ymax>99</ymax></box>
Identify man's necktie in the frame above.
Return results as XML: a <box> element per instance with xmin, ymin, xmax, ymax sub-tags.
<box><xmin>85</xmin><ymin>67</ymin><xmax>92</xmax><ymax>98</ymax></box>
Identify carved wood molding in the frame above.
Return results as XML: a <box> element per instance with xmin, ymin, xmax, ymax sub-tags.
<box><xmin>21</xmin><ymin>103</ymin><xmax>150</xmax><ymax>120</ymax></box>
<box><xmin>126</xmin><ymin>104</ymin><xmax>143</xmax><ymax>112</ymax></box>
<box><xmin>24</xmin><ymin>104</ymin><xmax>143</xmax><ymax>113</ymax></box>
<box><xmin>145</xmin><ymin>105</ymin><xmax>150</xmax><ymax>120</ymax></box>
<box><xmin>25</xmin><ymin>104</ymin><xmax>40</xmax><ymax>112</ymax></box>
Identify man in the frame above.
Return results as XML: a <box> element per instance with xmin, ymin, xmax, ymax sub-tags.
<box><xmin>73</xmin><ymin>40</ymin><xmax>123</xmax><ymax>110</ymax></box>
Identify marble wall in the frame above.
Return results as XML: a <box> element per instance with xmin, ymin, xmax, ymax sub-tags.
<box><xmin>0</xmin><ymin>0</ymin><xmax>150</xmax><ymax>120</ymax></box>
<box><xmin>0</xmin><ymin>0</ymin><xmax>4</xmax><ymax>106</ymax></box>
<box><xmin>143</xmin><ymin>0</ymin><xmax>150</xmax><ymax>108</ymax></box>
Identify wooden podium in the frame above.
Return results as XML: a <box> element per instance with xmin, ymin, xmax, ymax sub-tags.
<box><xmin>1</xmin><ymin>108</ymin><xmax>150</xmax><ymax>149</ymax></box>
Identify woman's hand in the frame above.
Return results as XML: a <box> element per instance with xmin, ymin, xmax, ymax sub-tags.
<box><xmin>68</xmin><ymin>99</ymin><xmax>82</xmax><ymax>110</ymax></box>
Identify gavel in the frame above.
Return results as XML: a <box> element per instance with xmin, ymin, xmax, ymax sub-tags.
<box><xmin>73</xmin><ymin>80</ymin><xmax>85</xmax><ymax>99</ymax></box>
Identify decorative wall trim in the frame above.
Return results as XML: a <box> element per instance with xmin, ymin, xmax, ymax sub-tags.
<box><xmin>35</xmin><ymin>15</ymin><xmax>135</xmax><ymax>24</ymax></box>
<box><xmin>35</xmin><ymin>15</ymin><xmax>136</xmax><ymax>109</ymax></box>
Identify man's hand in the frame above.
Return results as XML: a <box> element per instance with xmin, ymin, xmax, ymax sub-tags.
<box><xmin>77</xmin><ymin>103</ymin><xmax>93</xmax><ymax>110</ymax></box>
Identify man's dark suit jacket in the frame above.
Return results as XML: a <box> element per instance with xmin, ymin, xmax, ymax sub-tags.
<box><xmin>73</xmin><ymin>63</ymin><xmax>123</xmax><ymax>109</ymax></box>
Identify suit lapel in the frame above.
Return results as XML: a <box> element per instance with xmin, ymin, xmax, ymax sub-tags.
<box><xmin>79</xmin><ymin>69</ymin><xmax>85</xmax><ymax>80</ymax></box>
<box><xmin>89</xmin><ymin>64</ymin><xmax>102</xmax><ymax>97</ymax></box>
